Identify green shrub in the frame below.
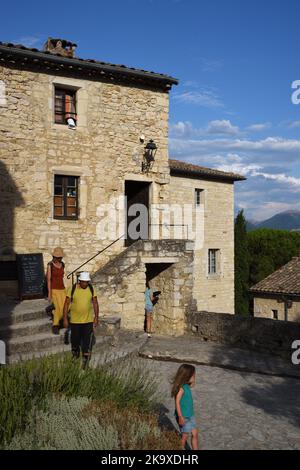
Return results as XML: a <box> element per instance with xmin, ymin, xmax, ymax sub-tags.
<box><xmin>6</xmin><ymin>395</ymin><xmax>181</xmax><ymax>450</ymax></box>
<box><xmin>0</xmin><ymin>353</ymin><xmax>159</xmax><ymax>446</ymax></box>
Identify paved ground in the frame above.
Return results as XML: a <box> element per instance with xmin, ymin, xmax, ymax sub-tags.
<box><xmin>141</xmin><ymin>359</ymin><xmax>300</xmax><ymax>450</ymax></box>
<box><xmin>139</xmin><ymin>335</ymin><xmax>300</xmax><ymax>379</ymax></box>
<box><xmin>92</xmin><ymin>332</ymin><xmax>300</xmax><ymax>450</ymax></box>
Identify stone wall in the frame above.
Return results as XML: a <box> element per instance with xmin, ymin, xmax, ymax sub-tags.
<box><xmin>254</xmin><ymin>296</ymin><xmax>300</xmax><ymax>323</ymax></box>
<box><xmin>169</xmin><ymin>175</ymin><xmax>235</xmax><ymax>314</ymax></box>
<box><xmin>93</xmin><ymin>239</ymin><xmax>195</xmax><ymax>335</ymax></box>
<box><xmin>0</xmin><ymin>64</ymin><xmax>171</xmax><ymax>284</ymax></box>
<box><xmin>189</xmin><ymin>310</ymin><xmax>300</xmax><ymax>359</ymax></box>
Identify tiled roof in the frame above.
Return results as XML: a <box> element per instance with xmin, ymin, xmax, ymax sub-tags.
<box><xmin>250</xmin><ymin>257</ymin><xmax>300</xmax><ymax>296</ymax></box>
<box><xmin>0</xmin><ymin>41</ymin><xmax>178</xmax><ymax>90</ymax></box>
<box><xmin>169</xmin><ymin>159</ymin><xmax>246</xmax><ymax>182</ymax></box>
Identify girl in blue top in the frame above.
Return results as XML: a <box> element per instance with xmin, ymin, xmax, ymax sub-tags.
<box><xmin>145</xmin><ymin>280</ymin><xmax>155</xmax><ymax>338</ymax></box>
<box><xmin>171</xmin><ymin>364</ymin><xmax>198</xmax><ymax>450</ymax></box>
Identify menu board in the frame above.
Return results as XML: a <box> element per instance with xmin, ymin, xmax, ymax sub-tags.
<box><xmin>16</xmin><ymin>253</ymin><xmax>45</xmax><ymax>300</ymax></box>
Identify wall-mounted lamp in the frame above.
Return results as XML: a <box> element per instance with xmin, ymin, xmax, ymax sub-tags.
<box><xmin>142</xmin><ymin>139</ymin><xmax>157</xmax><ymax>173</ymax></box>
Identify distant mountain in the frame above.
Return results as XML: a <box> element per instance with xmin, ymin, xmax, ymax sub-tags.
<box><xmin>246</xmin><ymin>220</ymin><xmax>258</xmax><ymax>231</ymax></box>
<box><xmin>247</xmin><ymin>211</ymin><xmax>300</xmax><ymax>231</ymax></box>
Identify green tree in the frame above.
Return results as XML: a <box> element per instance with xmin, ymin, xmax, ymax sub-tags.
<box><xmin>247</xmin><ymin>229</ymin><xmax>300</xmax><ymax>286</ymax></box>
<box><xmin>234</xmin><ymin>210</ymin><xmax>250</xmax><ymax>315</ymax></box>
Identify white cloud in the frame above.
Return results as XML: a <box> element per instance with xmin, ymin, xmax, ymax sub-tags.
<box><xmin>173</xmin><ymin>90</ymin><xmax>224</xmax><ymax>108</ymax></box>
<box><xmin>207</xmin><ymin>120</ymin><xmax>240</xmax><ymax>136</ymax></box>
<box><xmin>170</xmin><ymin>136</ymin><xmax>300</xmax><ymax>157</ymax></box>
<box><xmin>247</xmin><ymin>122</ymin><xmax>271</xmax><ymax>132</ymax></box>
<box><xmin>13</xmin><ymin>36</ymin><xmax>41</xmax><ymax>48</ymax></box>
<box><xmin>169</xmin><ymin>121</ymin><xmax>195</xmax><ymax>138</ymax></box>
<box><xmin>288</xmin><ymin>120</ymin><xmax>300</xmax><ymax>129</ymax></box>
<box><xmin>198</xmin><ymin>57</ymin><xmax>224</xmax><ymax>72</ymax></box>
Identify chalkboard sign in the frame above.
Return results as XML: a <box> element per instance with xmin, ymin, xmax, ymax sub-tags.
<box><xmin>16</xmin><ymin>253</ymin><xmax>45</xmax><ymax>300</ymax></box>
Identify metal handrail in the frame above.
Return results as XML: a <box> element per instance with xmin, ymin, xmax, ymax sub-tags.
<box><xmin>149</xmin><ymin>223</ymin><xmax>189</xmax><ymax>239</ymax></box>
<box><xmin>67</xmin><ymin>234</ymin><xmax>124</xmax><ymax>284</ymax></box>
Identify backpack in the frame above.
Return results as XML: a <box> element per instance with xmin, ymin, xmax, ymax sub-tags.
<box><xmin>70</xmin><ymin>283</ymin><xmax>94</xmax><ymax>302</ymax></box>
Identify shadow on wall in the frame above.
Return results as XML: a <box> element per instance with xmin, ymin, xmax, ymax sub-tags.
<box><xmin>0</xmin><ymin>160</ymin><xmax>24</xmax><ymax>258</ymax></box>
<box><xmin>0</xmin><ymin>160</ymin><xmax>24</xmax><ymax>362</ymax></box>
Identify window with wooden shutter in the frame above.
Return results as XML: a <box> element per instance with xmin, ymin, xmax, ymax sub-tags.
<box><xmin>54</xmin><ymin>87</ymin><xmax>77</xmax><ymax>125</ymax></box>
<box><xmin>54</xmin><ymin>175</ymin><xmax>79</xmax><ymax>220</ymax></box>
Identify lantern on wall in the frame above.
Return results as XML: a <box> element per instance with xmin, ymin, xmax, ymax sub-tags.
<box><xmin>142</xmin><ymin>139</ymin><xmax>157</xmax><ymax>172</ymax></box>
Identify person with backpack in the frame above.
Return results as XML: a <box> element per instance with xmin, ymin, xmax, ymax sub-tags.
<box><xmin>63</xmin><ymin>271</ymin><xmax>99</xmax><ymax>368</ymax></box>
<box><xmin>46</xmin><ymin>247</ymin><xmax>66</xmax><ymax>335</ymax></box>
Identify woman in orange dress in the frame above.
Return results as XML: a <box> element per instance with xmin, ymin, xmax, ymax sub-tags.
<box><xmin>47</xmin><ymin>247</ymin><xmax>66</xmax><ymax>335</ymax></box>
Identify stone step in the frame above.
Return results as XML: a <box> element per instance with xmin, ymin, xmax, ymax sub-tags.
<box><xmin>0</xmin><ymin>315</ymin><xmax>120</xmax><ymax>341</ymax></box>
<box><xmin>3</xmin><ymin>315</ymin><xmax>121</xmax><ymax>356</ymax></box>
<box><xmin>0</xmin><ymin>317</ymin><xmax>51</xmax><ymax>340</ymax></box>
<box><xmin>7</xmin><ymin>335</ymin><xmax>113</xmax><ymax>364</ymax></box>
<box><xmin>0</xmin><ymin>300</ymin><xmax>49</xmax><ymax>325</ymax></box>
<box><xmin>5</xmin><ymin>331</ymin><xmax>67</xmax><ymax>355</ymax></box>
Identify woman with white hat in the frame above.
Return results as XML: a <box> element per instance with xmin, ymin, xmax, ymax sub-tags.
<box><xmin>46</xmin><ymin>247</ymin><xmax>66</xmax><ymax>334</ymax></box>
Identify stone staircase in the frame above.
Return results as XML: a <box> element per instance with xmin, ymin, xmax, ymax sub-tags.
<box><xmin>0</xmin><ymin>299</ymin><xmax>121</xmax><ymax>364</ymax></box>
<box><xmin>92</xmin><ymin>239</ymin><xmax>195</xmax><ymax>334</ymax></box>
<box><xmin>0</xmin><ymin>238</ymin><xmax>195</xmax><ymax>363</ymax></box>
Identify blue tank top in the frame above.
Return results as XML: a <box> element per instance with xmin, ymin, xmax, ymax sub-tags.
<box><xmin>177</xmin><ymin>383</ymin><xmax>194</xmax><ymax>418</ymax></box>
<box><xmin>145</xmin><ymin>288</ymin><xmax>153</xmax><ymax>309</ymax></box>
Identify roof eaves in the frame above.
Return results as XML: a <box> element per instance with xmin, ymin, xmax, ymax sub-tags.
<box><xmin>0</xmin><ymin>42</ymin><xmax>179</xmax><ymax>88</ymax></box>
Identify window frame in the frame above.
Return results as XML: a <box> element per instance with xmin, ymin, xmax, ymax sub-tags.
<box><xmin>54</xmin><ymin>86</ymin><xmax>77</xmax><ymax>125</ymax></box>
<box><xmin>208</xmin><ymin>249</ymin><xmax>220</xmax><ymax>276</ymax></box>
<box><xmin>272</xmin><ymin>309</ymin><xmax>279</xmax><ymax>320</ymax></box>
<box><xmin>195</xmin><ymin>188</ymin><xmax>204</xmax><ymax>207</ymax></box>
<box><xmin>53</xmin><ymin>175</ymin><xmax>79</xmax><ymax>220</ymax></box>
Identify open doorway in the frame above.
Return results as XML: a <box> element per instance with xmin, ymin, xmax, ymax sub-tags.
<box><xmin>125</xmin><ymin>180</ymin><xmax>150</xmax><ymax>247</ymax></box>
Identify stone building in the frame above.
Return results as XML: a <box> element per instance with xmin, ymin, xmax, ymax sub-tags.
<box><xmin>0</xmin><ymin>38</ymin><xmax>245</xmax><ymax>335</ymax></box>
<box><xmin>251</xmin><ymin>256</ymin><xmax>300</xmax><ymax>322</ymax></box>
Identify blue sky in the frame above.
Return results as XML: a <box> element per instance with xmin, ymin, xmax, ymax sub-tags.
<box><xmin>2</xmin><ymin>0</ymin><xmax>300</xmax><ymax>221</ymax></box>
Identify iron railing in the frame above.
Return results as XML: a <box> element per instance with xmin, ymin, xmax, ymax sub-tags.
<box><xmin>67</xmin><ymin>234</ymin><xmax>124</xmax><ymax>285</ymax></box>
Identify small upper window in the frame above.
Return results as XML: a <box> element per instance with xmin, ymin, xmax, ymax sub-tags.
<box><xmin>54</xmin><ymin>87</ymin><xmax>77</xmax><ymax>129</ymax></box>
<box><xmin>208</xmin><ymin>249</ymin><xmax>220</xmax><ymax>275</ymax></box>
<box><xmin>54</xmin><ymin>175</ymin><xmax>79</xmax><ymax>220</ymax></box>
<box><xmin>272</xmin><ymin>310</ymin><xmax>278</xmax><ymax>320</ymax></box>
<box><xmin>195</xmin><ymin>189</ymin><xmax>204</xmax><ymax>206</ymax></box>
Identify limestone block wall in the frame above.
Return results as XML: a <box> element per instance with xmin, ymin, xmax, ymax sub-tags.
<box><xmin>189</xmin><ymin>310</ymin><xmax>300</xmax><ymax>359</ymax></box>
<box><xmin>169</xmin><ymin>175</ymin><xmax>235</xmax><ymax>314</ymax></box>
<box><xmin>0</xmin><ymin>64</ymin><xmax>171</xmax><ymax>282</ymax></box>
<box><xmin>92</xmin><ymin>239</ymin><xmax>195</xmax><ymax>335</ymax></box>
<box><xmin>254</xmin><ymin>296</ymin><xmax>300</xmax><ymax>322</ymax></box>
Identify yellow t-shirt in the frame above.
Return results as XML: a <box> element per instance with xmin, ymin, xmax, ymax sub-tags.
<box><xmin>67</xmin><ymin>285</ymin><xmax>97</xmax><ymax>324</ymax></box>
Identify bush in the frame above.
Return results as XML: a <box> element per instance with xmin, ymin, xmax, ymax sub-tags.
<box><xmin>0</xmin><ymin>353</ymin><xmax>160</xmax><ymax>447</ymax></box>
<box><xmin>5</xmin><ymin>395</ymin><xmax>181</xmax><ymax>450</ymax></box>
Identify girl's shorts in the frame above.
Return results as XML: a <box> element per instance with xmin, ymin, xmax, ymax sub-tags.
<box><xmin>178</xmin><ymin>415</ymin><xmax>197</xmax><ymax>434</ymax></box>
<box><xmin>145</xmin><ymin>308</ymin><xmax>153</xmax><ymax>315</ymax></box>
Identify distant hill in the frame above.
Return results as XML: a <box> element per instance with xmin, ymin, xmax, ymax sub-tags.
<box><xmin>247</xmin><ymin>211</ymin><xmax>300</xmax><ymax>231</ymax></box>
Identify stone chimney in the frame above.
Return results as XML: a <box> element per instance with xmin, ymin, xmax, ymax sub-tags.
<box><xmin>43</xmin><ymin>38</ymin><xmax>77</xmax><ymax>58</ymax></box>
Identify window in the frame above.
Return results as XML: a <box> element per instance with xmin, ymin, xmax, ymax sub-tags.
<box><xmin>54</xmin><ymin>87</ymin><xmax>77</xmax><ymax>127</ymax></box>
<box><xmin>195</xmin><ymin>189</ymin><xmax>204</xmax><ymax>206</ymax></box>
<box><xmin>208</xmin><ymin>249</ymin><xmax>220</xmax><ymax>275</ymax></box>
<box><xmin>272</xmin><ymin>310</ymin><xmax>278</xmax><ymax>320</ymax></box>
<box><xmin>54</xmin><ymin>175</ymin><xmax>79</xmax><ymax>220</ymax></box>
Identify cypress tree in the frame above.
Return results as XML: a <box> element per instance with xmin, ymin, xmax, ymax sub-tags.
<box><xmin>234</xmin><ymin>210</ymin><xmax>250</xmax><ymax>315</ymax></box>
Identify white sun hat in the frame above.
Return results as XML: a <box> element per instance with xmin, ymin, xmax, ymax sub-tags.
<box><xmin>78</xmin><ymin>272</ymin><xmax>91</xmax><ymax>282</ymax></box>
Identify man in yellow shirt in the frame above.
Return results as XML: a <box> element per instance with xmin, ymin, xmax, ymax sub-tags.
<box><xmin>63</xmin><ymin>272</ymin><xmax>99</xmax><ymax>367</ymax></box>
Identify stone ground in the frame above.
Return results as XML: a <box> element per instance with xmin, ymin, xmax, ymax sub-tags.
<box><xmin>143</xmin><ymin>359</ymin><xmax>300</xmax><ymax>450</ymax></box>
<box><xmin>91</xmin><ymin>332</ymin><xmax>300</xmax><ymax>450</ymax></box>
